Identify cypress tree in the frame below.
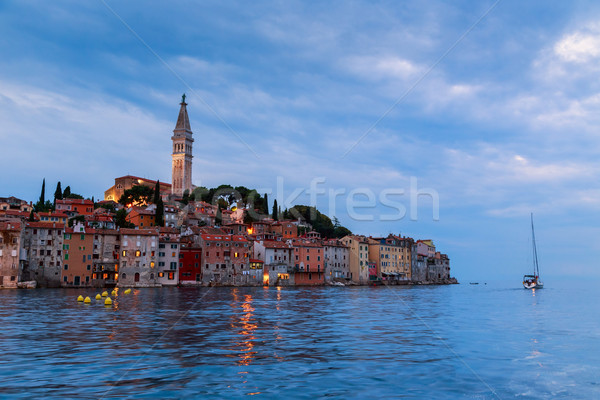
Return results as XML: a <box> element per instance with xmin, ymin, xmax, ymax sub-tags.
<box><xmin>156</xmin><ymin>197</ymin><xmax>165</xmax><ymax>227</ymax></box>
<box><xmin>53</xmin><ymin>182</ymin><xmax>62</xmax><ymax>208</ymax></box>
<box><xmin>153</xmin><ymin>180</ymin><xmax>161</xmax><ymax>204</ymax></box>
<box><xmin>264</xmin><ymin>193</ymin><xmax>269</xmax><ymax>215</ymax></box>
<box><xmin>28</xmin><ymin>209</ymin><xmax>35</xmax><ymax>222</ymax></box>
<box><xmin>63</xmin><ymin>186</ymin><xmax>71</xmax><ymax>198</ymax></box>
<box><xmin>39</xmin><ymin>178</ymin><xmax>45</xmax><ymax>206</ymax></box>
<box><xmin>272</xmin><ymin>199</ymin><xmax>278</xmax><ymax>221</ymax></box>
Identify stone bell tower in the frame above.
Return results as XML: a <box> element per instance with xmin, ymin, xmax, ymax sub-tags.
<box><xmin>171</xmin><ymin>94</ymin><xmax>194</xmax><ymax>196</ymax></box>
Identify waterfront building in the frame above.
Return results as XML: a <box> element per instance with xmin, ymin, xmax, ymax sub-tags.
<box><xmin>253</xmin><ymin>240</ymin><xmax>293</xmax><ymax>286</ymax></box>
<box><xmin>417</xmin><ymin>240</ymin><xmax>436</xmax><ymax>258</ymax></box>
<box><xmin>91</xmin><ymin>229</ymin><xmax>120</xmax><ymax>287</ymax></box>
<box><xmin>290</xmin><ymin>239</ymin><xmax>325</xmax><ymax>285</ymax></box>
<box><xmin>118</xmin><ymin>228</ymin><xmax>159</xmax><ymax>287</ymax></box>
<box><xmin>22</xmin><ymin>222</ymin><xmax>64</xmax><ymax>287</ymax></box>
<box><xmin>55</xmin><ymin>199</ymin><xmax>94</xmax><ymax>216</ymax></box>
<box><xmin>323</xmin><ymin>239</ymin><xmax>350</xmax><ymax>281</ymax></box>
<box><xmin>0</xmin><ymin>219</ymin><xmax>24</xmax><ymax>288</ymax></box>
<box><xmin>179</xmin><ymin>244</ymin><xmax>202</xmax><ymax>284</ymax></box>
<box><xmin>62</xmin><ymin>223</ymin><xmax>94</xmax><ymax>287</ymax></box>
<box><xmin>427</xmin><ymin>252</ymin><xmax>451</xmax><ymax>282</ymax></box>
<box><xmin>340</xmin><ymin>235</ymin><xmax>370</xmax><ymax>284</ymax></box>
<box><xmin>199</xmin><ymin>234</ymin><xmax>251</xmax><ymax>285</ymax></box>
<box><xmin>158</xmin><ymin>228</ymin><xmax>180</xmax><ymax>286</ymax></box>
<box><xmin>171</xmin><ymin>95</ymin><xmax>194</xmax><ymax>196</ymax></box>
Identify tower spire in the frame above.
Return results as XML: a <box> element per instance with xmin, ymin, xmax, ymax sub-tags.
<box><xmin>175</xmin><ymin>93</ymin><xmax>191</xmax><ymax>131</ymax></box>
<box><xmin>171</xmin><ymin>95</ymin><xmax>194</xmax><ymax>196</ymax></box>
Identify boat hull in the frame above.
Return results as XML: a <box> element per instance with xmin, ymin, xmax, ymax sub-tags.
<box><xmin>523</xmin><ymin>280</ymin><xmax>543</xmax><ymax>289</ymax></box>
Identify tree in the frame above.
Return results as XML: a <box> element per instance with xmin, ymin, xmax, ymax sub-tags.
<box><xmin>119</xmin><ymin>185</ymin><xmax>154</xmax><ymax>206</ymax></box>
<box><xmin>155</xmin><ymin>197</ymin><xmax>165</xmax><ymax>227</ymax></box>
<box><xmin>272</xmin><ymin>199</ymin><xmax>278</xmax><ymax>221</ymax></box>
<box><xmin>62</xmin><ymin>186</ymin><xmax>71</xmax><ymax>198</ymax></box>
<box><xmin>153</xmin><ymin>180</ymin><xmax>161</xmax><ymax>205</ymax></box>
<box><xmin>181</xmin><ymin>189</ymin><xmax>190</xmax><ymax>205</ymax></box>
<box><xmin>215</xmin><ymin>205</ymin><xmax>223</xmax><ymax>225</ymax></box>
<box><xmin>39</xmin><ymin>178</ymin><xmax>45</xmax><ymax>205</ymax></box>
<box><xmin>53</xmin><ymin>181</ymin><xmax>62</xmax><ymax>208</ymax></box>
<box><xmin>34</xmin><ymin>178</ymin><xmax>51</xmax><ymax>212</ymax></box>
<box><xmin>264</xmin><ymin>193</ymin><xmax>269</xmax><ymax>215</ymax></box>
<box><xmin>115</xmin><ymin>209</ymin><xmax>135</xmax><ymax>228</ymax></box>
<box><xmin>28</xmin><ymin>209</ymin><xmax>35</xmax><ymax>222</ymax></box>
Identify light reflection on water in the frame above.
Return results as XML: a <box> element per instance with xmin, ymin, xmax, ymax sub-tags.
<box><xmin>0</xmin><ymin>284</ymin><xmax>598</xmax><ymax>399</ymax></box>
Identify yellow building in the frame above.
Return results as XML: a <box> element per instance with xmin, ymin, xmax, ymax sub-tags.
<box><xmin>341</xmin><ymin>235</ymin><xmax>370</xmax><ymax>284</ymax></box>
<box><xmin>368</xmin><ymin>235</ymin><xmax>413</xmax><ymax>281</ymax></box>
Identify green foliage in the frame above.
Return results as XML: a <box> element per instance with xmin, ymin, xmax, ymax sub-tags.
<box><xmin>153</xmin><ymin>181</ymin><xmax>161</xmax><ymax>205</ymax></box>
<box><xmin>53</xmin><ymin>181</ymin><xmax>62</xmax><ymax>208</ymax></box>
<box><xmin>288</xmin><ymin>205</ymin><xmax>352</xmax><ymax>238</ymax></box>
<box><xmin>181</xmin><ymin>189</ymin><xmax>190</xmax><ymax>205</ymax></box>
<box><xmin>40</xmin><ymin>178</ymin><xmax>45</xmax><ymax>205</ymax></box>
<box><xmin>66</xmin><ymin>193</ymin><xmax>84</xmax><ymax>200</ymax></box>
<box><xmin>119</xmin><ymin>185</ymin><xmax>154</xmax><ymax>206</ymax></box>
<box><xmin>215</xmin><ymin>205</ymin><xmax>222</xmax><ymax>225</ymax></box>
<box><xmin>272</xmin><ymin>199</ymin><xmax>278</xmax><ymax>221</ymax></box>
<box><xmin>155</xmin><ymin>198</ymin><xmax>165</xmax><ymax>227</ymax></box>
<box><xmin>62</xmin><ymin>186</ymin><xmax>71</xmax><ymax>198</ymax></box>
<box><xmin>115</xmin><ymin>209</ymin><xmax>135</xmax><ymax>228</ymax></box>
<box><xmin>263</xmin><ymin>193</ymin><xmax>269</xmax><ymax>215</ymax></box>
<box><xmin>28</xmin><ymin>209</ymin><xmax>35</xmax><ymax>222</ymax></box>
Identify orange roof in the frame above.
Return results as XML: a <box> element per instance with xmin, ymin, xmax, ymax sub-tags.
<box><xmin>26</xmin><ymin>222</ymin><xmax>64</xmax><ymax>228</ymax></box>
<box><xmin>0</xmin><ymin>220</ymin><xmax>22</xmax><ymax>231</ymax></box>
<box><xmin>38</xmin><ymin>212</ymin><xmax>69</xmax><ymax>218</ymax></box>
<box><xmin>120</xmin><ymin>228</ymin><xmax>158</xmax><ymax>236</ymax></box>
<box><xmin>261</xmin><ymin>240</ymin><xmax>291</xmax><ymax>249</ymax></box>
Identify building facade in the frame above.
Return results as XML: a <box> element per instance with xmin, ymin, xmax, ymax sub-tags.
<box><xmin>0</xmin><ymin>220</ymin><xmax>24</xmax><ymax>288</ymax></box>
<box><xmin>118</xmin><ymin>229</ymin><xmax>159</xmax><ymax>287</ymax></box>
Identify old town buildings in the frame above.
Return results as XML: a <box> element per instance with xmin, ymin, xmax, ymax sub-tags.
<box><xmin>1</xmin><ymin>98</ymin><xmax>453</xmax><ymax>288</ymax></box>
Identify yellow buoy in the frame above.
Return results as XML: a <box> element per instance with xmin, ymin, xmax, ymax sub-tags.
<box><xmin>111</xmin><ymin>290</ymin><xmax>116</xmax><ymax>296</ymax></box>
<box><xmin>124</xmin><ymin>288</ymin><xmax>131</xmax><ymax>294</ymax></box>
<box><xmin>104</xmin><ymin>297</ymin><xmax>112</xmax><ymax>306</ymax></box>
<box><xmin>95</xmin><ymin>294</ymin><xmax>101</xmax><ymax>300</ymax></box>
<box><xmin>77</xmin><ymin>295</ymin><xmax>84</xmax><ymax>302</ymax></box>
<box><xmin>84</xmin><ymin>296</ymin><xmax>91</xmax><ymax>304</ymax></box>
<box><xmin>101</xmin><ymin>291</ymin><xmax>108</xmax><ymax>297</ymax></box>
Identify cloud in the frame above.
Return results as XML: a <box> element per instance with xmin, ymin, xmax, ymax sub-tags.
<box><xmin>554</xmin><ymin>28</ymin><xmax>600</xmax><ymax>63</ymax></box>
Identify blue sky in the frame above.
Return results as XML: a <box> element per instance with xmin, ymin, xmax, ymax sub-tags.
<box><xmin>2</xmin><ymin>0</ymin><xmax>600</xmax><ymax>281</ymax></box>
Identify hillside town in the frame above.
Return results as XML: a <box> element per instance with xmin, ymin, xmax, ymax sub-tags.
<box><xmin>0</xmin><ymin>97</ymin><xmax>455</xmax><ymax>289</ymax></box>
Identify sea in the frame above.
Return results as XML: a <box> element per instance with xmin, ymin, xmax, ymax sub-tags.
<box><xmin>0</xmin><ymin>282</ymin><xmax>598</xmax><ymax>399</ymax></box>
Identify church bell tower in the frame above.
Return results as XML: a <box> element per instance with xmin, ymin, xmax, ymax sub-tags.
<box><xmin>171</xmin><ymin>94</ymin><xmax>194</xmax><ymax>196</ymax></box>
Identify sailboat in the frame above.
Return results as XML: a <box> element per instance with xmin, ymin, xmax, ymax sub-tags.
<box><xmin>523</xmin><ymin>213</ymin><xmax>544</xmax><ymax>289</ymax></box>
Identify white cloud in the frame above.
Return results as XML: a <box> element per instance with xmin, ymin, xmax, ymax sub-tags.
<box><xmin>554</xmin><ymin>30</ymin><xmax>600</xmax><ymax>63</ymax></box>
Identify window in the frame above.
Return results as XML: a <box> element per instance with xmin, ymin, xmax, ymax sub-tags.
<box><xmin>158</xmin><ymin>272</ymin><xmax>164</xmax><ymax>278</ymax></box>
<box><xmin>122</xmin><ymin>250</ymin><xmax>127</xmax><ymax>257</ymax></box>
<box><xmin>171</xmin><ymin>244</ymin><xmax>178</xmax><ymax>249</ymax></box>
<box><xmin>159</xmin><ymin>244</ymin><xmax>165</xmax><ymax>249</ymax></box>
<box><xmin>150</xmin><ymin>262</ymin><xmax>155</xmax><ymax>268</ymax></box>
<box><xmin>122</xmin><ymin>273</ymin><xmax>126</xmax><ymax>279</ymax></box>
<box><xmin>64</xmin><ymin>264</ymin><xmax>68</xmax><ymax>270</ymax></box>
<box><xmin>65</xmin><ymin>254</ymin><xmax>69</xmax><ymax>260</ymax></box>
<box><xmin>168</xmin><ymin>272</ymin><xmax>174</xmax><ymax>280</ymax></box>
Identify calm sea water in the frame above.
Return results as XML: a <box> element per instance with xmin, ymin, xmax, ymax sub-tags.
<box><xmin>0</xmin><ymin>282</ymin><xmax>598</xmax><ymax>399</ymax></box>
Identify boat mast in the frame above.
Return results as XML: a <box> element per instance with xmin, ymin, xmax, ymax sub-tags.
<box><xmin>531</xmin><ymin>213</ymin><xmax>540</xmax><ymax>277</ymax></box>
